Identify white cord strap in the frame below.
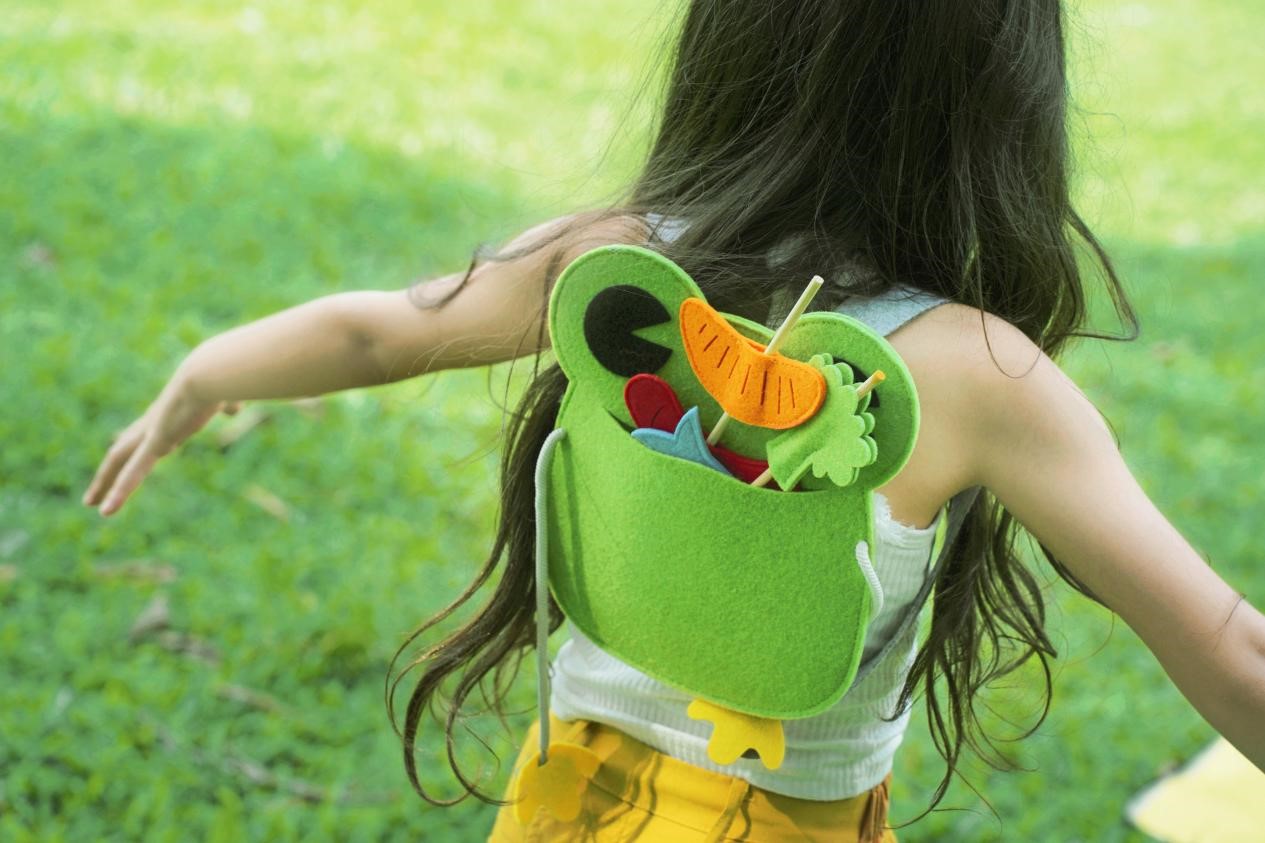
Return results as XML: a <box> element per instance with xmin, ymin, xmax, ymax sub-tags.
<box><xmin>533</xmin><ymin>428</ymin><xmax>568</xmax><ymax>763</ymax></box>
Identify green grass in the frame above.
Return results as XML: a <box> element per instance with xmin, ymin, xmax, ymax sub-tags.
<box><xmin>2</xmin><ymin>1</ymin><xmax>1261</xmax><ymax>840</ymax></box>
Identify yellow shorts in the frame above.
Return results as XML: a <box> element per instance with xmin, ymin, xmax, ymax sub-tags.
<box><xmin>488</xmin><ymin>716</ymin><xmax>896</xmax><ymax>842</ymax></box>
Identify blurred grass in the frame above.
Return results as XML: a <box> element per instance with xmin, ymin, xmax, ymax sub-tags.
<box><xmin>1</xmin><ymin>1</ymin><xmax>1261</xmax><ymax>841</ymax></box>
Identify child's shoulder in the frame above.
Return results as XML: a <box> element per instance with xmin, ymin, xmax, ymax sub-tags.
<box><xmin>877</xmin><ymin>302</ymin><xmax>1109</xmax><ymax>527</ymax></box>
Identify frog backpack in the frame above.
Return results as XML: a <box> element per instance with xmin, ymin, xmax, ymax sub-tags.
<box><xmin>513</xmin><ymin>244</ymin><xmax>945</xmax><ymax>822</ymax></box>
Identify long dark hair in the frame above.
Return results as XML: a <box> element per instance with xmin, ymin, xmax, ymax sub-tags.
<box><xmin>388</xmin><ymin>0</ymin><xmax>1138</xmax><ymax>816</ymax></box>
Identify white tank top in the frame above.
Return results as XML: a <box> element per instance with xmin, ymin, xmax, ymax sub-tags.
<box><xmin>550</xmin><ymin>221</ymin><xmax>954</xmax><ymax>800</ymax></box>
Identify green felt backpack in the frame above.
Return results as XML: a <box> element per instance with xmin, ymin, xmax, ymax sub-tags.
<box><xmin>512</xmin><ymin>244</ymin><xmax>924</xmax><ymax>823</ymax></box>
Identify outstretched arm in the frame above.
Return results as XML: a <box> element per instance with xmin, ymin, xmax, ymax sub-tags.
<box><xmin>946</xmin><ymin>306</ymin><xmax>1265</xmax><ymax>769</ymax></box>
<box><xmin>82</xmin><ymin>213</ymin><xmax>647</xmax><ymax>515</ymax></box>
<box><xmin>176</xmin><ymin>214</ymin><xmax>628</xmax><ymax>402</ymax></box>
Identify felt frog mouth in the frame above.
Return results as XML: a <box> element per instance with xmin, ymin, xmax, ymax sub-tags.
<box><xmin>623</xmin><ymin>373</ymin><xmax>782</xmax><ymax>487</ymax></box>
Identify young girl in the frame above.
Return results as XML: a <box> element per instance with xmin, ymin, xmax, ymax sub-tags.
<box><xmin>83</xmin><ymin>1</ymin><xmax>1265</xmax><ymax>840</ymax></box>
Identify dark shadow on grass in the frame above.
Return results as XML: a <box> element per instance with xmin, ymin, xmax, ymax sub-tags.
<box><xmin>0</xmin><ymin>105</ymin><xmax>544</xmax><ymax>490</ymax></box>
<box><xmin>0</xmin><ymin>106</ymin><xmax>535</xmax><ymax>313</ymax></box>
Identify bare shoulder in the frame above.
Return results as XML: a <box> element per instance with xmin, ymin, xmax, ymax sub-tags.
<box><xmin>355</xmin><ymin>212</ymin><xmax>652</xmax><ymax>378</ymax></box>
<box><xmin>499</xmin><ymin>211</ymin><xmax>651</xmax><ymax>268</ymax></box>
<box><xmin>890</xmin><ymin>302</ymin><xmax>1045</xmax><ymax>384</ymax></box>
<box><xmin>555</xmin><ymin>212</ymin><xmax>653</xmax><ymax>260</ymax></box>
<box><xmin>876</xmin><ymin>302</ymin><xmax>1110</xmax><ymax>526</ymax></box>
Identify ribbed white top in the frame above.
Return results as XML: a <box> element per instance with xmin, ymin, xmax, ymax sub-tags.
<box><xmin>550</xmin><ymin>491</ymin><xmax>942</xmax><ymax>800</ymax></box>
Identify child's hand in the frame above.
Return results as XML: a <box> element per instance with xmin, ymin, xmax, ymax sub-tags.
<box><xmin>82</xmin><ymin>376</ymin><xmax>240</xmax><ymax>517</ymax></box>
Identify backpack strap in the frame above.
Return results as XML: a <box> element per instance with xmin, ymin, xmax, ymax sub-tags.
<box><xmin>533</xmin><ymin>428</ymin><xmax>569</xmax><ymax>759</ymax></box>
<box><xmin>830</xmin><ymin>284</ymin><xmax>974</xmax><ymax>687</ymax></box>
<box><xmin>835</xmin><ymin>284</ymin><xmax>950</xmax><ymax>337</ymax></box>
<box><xmin>849</xmin><ymin>485</ymin><xmax>980</xmax><ymax>686</ymax></box>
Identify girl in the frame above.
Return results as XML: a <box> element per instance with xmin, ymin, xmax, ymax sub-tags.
<box><xmin>83</xmin><ymin>1</ymin><xmax>1265</xmax><ymax>840</ymax></box>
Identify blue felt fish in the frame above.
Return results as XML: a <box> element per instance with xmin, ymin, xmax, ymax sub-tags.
<box><xmin>631</xmin><ymin>406</ymin><xmax>733</xmax><ymax>477</ymax></box>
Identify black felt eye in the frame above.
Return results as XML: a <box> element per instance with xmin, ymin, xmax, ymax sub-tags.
<box><xmin>583</xmin><ymin>285</ymin><xmax>672</xmax><ymax>377</ymax></box>
<box><xmin>832</xmin><ymin>356</ymin><xmax>881</xmax><ymax>408</ymax></box>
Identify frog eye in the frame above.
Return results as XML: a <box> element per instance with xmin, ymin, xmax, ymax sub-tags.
<box><xmin>583</xmin><ymin>284</ymin><xmax>672</xmax><ymax>377</ymax></box>
<box><xmin>831</xmin><ymin>356</ymin><xmax>880</xmax><ymax>408</ymax></box>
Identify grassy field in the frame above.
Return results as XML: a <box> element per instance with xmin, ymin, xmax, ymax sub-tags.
<box><xmin>2</xmin><ymin>1</ymin><xmax>1262</xmax><ymax>840</ymax></box>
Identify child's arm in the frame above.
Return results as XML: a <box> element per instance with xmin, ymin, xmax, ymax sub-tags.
<box><xmin>83</xmin><ymin>213</ymin><xmax>647</xmax><ymax>516</ymax></box>
<box><xmin>932</xmin><ymin>306</ymin><xmax>1265</xmax><ymax>769</ymax></box>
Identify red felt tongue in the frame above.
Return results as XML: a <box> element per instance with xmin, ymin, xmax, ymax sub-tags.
<box><xmin>623</xmin><ymin>374</ymin><xmax>778</xmax><ymax>487</ymax></box>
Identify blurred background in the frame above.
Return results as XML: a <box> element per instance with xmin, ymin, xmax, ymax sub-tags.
<box><xmin>1</xmin><ymin>1</ymin><xmax>1261</xmax><ymax>840</ymax></box>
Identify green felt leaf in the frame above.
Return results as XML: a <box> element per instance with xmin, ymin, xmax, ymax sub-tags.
<box><xmin>766</xmin><ymin>355</ymin><xmax>878</xmax><ymax>490</ymax></box>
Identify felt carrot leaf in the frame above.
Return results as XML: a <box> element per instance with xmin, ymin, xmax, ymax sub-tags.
<box><xmin>679</xmin><ymin>297</ymin><xmax>826</xmax><ymax>430</ymax></box>
<box><xmin>766</xmin><ymin>355</ymin><xmax>878</xmax><ymax>490</ymax></box>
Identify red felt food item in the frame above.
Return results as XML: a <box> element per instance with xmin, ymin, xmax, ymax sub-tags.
<box><xmin>624</xmin><ymin>373</ymin><xmax>685</xmax><ymax>431</ymax></box>
<box><xmin>624</xmin><ymin>374</ymin><xmax>782</xmax><ymax>489</ymax></box>
<box><xmin>711</xmin><ymin>446</ymin><xmax>778</xmax><ymax>487</ymax></box>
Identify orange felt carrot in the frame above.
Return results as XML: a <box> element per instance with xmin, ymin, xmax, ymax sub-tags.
<box><xmin>680</xmin><ymin>297</ymin><xmax>826</xmax><ymax>430</ymax></box>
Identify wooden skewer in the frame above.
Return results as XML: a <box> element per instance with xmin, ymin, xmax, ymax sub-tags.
<box><xmin>706</xmin><ymin>275</ymin><xmax>824</xmax><ymax>447</ymax></box>
<box><xmin>855</xmin><ymin>370</ymin><xmax>885</xmax><ymax>398</ymax></box>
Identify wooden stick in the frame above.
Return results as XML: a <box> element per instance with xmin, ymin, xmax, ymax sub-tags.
<box><xmin>764</xmin><ymin>275</ymin><xmax>825</xmax><ymax>356</ymax></box>
<box><xmin>706</xmin><ymin>275</ymin><xmax>824</xmax><ymax>446</ymax></box>
<box><xmin>706</xmin><ymin>409</ymin><xmax>734</xmax><ymax>446</ymax></box>
<box><xmin>750</xmin><ymin>467</ymin><xmax>775</xmax><ymax>488</ymax></box>
<box><xmin>855</xmin><ymin>370</ymin><xmax>885</xmax><ymax>399</ymax></box>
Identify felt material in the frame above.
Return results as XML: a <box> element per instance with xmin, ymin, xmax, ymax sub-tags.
<box><xmin>687</xmin><ymin>699</ymin><xmax>786</xmax><ymax>770</ymax></box>
<box><xmin>548</xmin><ymin>246</ymin><xmax>918</xmax><ymax>474</ymax></box>
<box><xmin>512</xmin><ymin>743</ymin><xmax>602</xmax><ymax>824</ymax></box>
<box><xmin>774</xmin><ymin>313</ymin><xmax>918</xmax><ymax>489</ymax></box>
<box><xmin>583</xmin><ymin>284</ymin><xmax>673</xmax><ymax>377</ymax></box>
<box><xmin>624</xmin><ymin>373</ymin><xmax>686</xmax><ymax>431</ymax></box>
<box><xmin>631</xmin><ymin>407</ymin><xmax>733</xmax><ymax>477</ymax></box>
<box><xmin>711</xmin><ymin>444</ymin><xmax>775</xmax><ymax>485</ymax></box>
<box><xmin>680</xmin><ymin>296</ymin><xmax>826</xmax><ymax>430</ymax></box>
<box><xmin>549</xmin><ymin>247</ymin><xmax>707</xmax><ymax>432</ymax></box>
<box><xmin>625</xmin><ymin>373</ymin><xmax>774</xmax><ymax>484</ymax></box>
<box><xmin>546</xmin><ymin>245</ymin><xmax>920</xmax><ymax>718</ymax></box>
<box><xmin>1126</xmin><ymin>738</ymin><xmax>1265</xmax><ymax>842</ymax></box>
<box><xmin>766</xmin><ymin>355</ymin><xmax>878</xmax><ymax>490</ymax></box>
<box><xmin>545</xmin><ymin>393</ymin><xmax>874</xmax><ymax>718</ymax></box>
<box><xmin>836</xmin><ymin>358</ymin><xmax>881</xmax><ymax>408</ymax></box>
